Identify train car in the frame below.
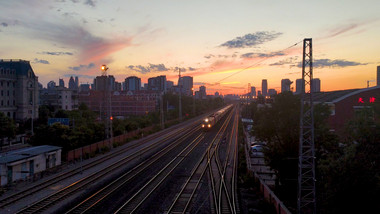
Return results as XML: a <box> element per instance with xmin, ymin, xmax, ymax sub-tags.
<box><xmin>201</xmin><ymin>104</ymin><xmax>233</xmax><ymax>130</ymax></box>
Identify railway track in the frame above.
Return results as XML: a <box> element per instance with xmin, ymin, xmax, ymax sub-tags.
<box><xmin>65</xmin><ymin>127</ymin><xmax>203</xmax><ymax>214</ymax></box>
<box><xmin>9</xmin><ymin>122</ymin><xmax>201</xmax><ymax>213</ymax></box>
<box><xmin>166</xmin><ymin>106</ymin><xmax>236</xmax><ymax>214</ymax></box>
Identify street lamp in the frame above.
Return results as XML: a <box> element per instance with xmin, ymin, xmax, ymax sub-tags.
<box><xmin>192</xmin><ymin>88</ymin><xmax>195</xmax><ymax>116</ymax></box>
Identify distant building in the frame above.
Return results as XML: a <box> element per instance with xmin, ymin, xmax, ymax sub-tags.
<box><xmin>125</xmin><ymin>76</ymin><xmax>141</xmax><ymax>91</ymax></box>
<box><xmin>47</xmin><ymin>81</ymin><xmax>56</xmax><ymax>89</ymax></box>
<box><xmin>377</xmin><ymin>66</ymin><xmax>380</xmax><ymax>86</ymax></box>
<box><xmin>148</xmin><ymin>75</ymin><xmax>166</xmax><ymax>92</ymax></box>
<box><xmin>257</xmin><ymin>90</ymin><xmax>262</xmax><ymax>96</ymax></box>
<box><xmin>281</xmin><ymin>79</ymin><xmax>293</xmax><ymax>93</ymax></box>
<box><xmin>311</xmin><ymin>78</ymin><xmax>321</xmax><ymax>92</ymax></box>
<box><xmin>79</xmin><ymin>90</ymin><xmax>158</xmax><ymax>116</ymax></box>
<box><xmin>115</xmin><ymin>82</ymin><xmax>122</xmax><ymax>91</ymax></box>
<box><xmin>0</xmin><ymin>59</ymin><xmax>39</xmax><ymax>120</ymax></box>
<box><xmin>59</xmin><ymin>78</ymin><xmax>64</xmax><ymax>88</ymax></box>
<box><xmin>0</xmin><ymin>145</ymin><xmax>62</xmax><ymax>186</ymax></box>
<box><xmin>166</xmin><ymin>81</ymin><xmax>174</xmax><ymax>91</ymax></box>
<box><xmin>295</xmin><ymin>79</ymin><xmax>304</xmax><ymax>94</ymax></box>
<box><xmin>268</xmin><ymin>89</ymin><xmax>277</xmax><ymax>96</ymax></box>
<box><xmin>199</xmin><ymin>86</ymin><xmax>206</xmax><ymax>99</ymax></box>
<box><xmin>262</xmin><ymin>79</ymin><xmax>268</xmax><ymax>96</ymax></box>
<box><xmin>93</xmin><ymin>75</ymin><xmax>115</xmax><ymax>91</ymax></box>
<box><xmin>178</xmin><ymin>76</ymin><xmax>193</xmax><ymax>96</ymax></box>
<box><xmin>68</xmin><ymin>76</ymin><xmax>76</xmax><ymax>90</ymax></box>
<box><xmin>79</xmin><ymin>84</ymin><xmax>90</xmax><ymax>92</ymax></box>
<box><xmin>75</xmin><ymin>76</ymin><xmax>79</xmax><ymax>89</ymax></box>
<box><xmin>40</xmin><ymin>87</ymin><xmax>78</xmax><ymax>111</ymax></box>
<box><xmin>250</xmin><ymin>86</ymin><xmax>256</xmax><ymax>97</ymax></box>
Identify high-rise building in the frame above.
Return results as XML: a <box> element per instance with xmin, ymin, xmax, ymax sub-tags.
<box><xmin>59</xmin><ymin>78</ymin><xmax>64</xmax><ymax>87</ymax></box>
<box><xmin>262</xmin><ymin>79</ymin><xmax>268</xmax><ymax>96</ymax></box>
<box><xmin>47</xmin><ymin>81</ymin><xmax>56</xmax><ymax>89</ymax></box>
<box><xmin>148</xmin><ymin>75</ymin><xmax>166</xmax><ymax>92</ymax></box>
<box><xmin>75</xmin><ymin>76</ymin><xmax>79</xmax><ymax>89</ymax></box>
<box><xmin>0</xmin><ymin>59</ymin><xmax>39</xmax><ymax>120</ymax></box>
<box><xmin>281</xmin><ymin>79</ymin><xmax>293</xmax><ymax>93</ymax></box>
<box><xmin>199</xmin><ymin>85</ymin><xmax>206</xmax><ymax>99</ymax></box>
<box><xmin>250</xmin><ymin>86</ymin><xmax>256</xmax><ymax>97</ymax></box>
<box><xmin>125</xmin><ymin>76</ymin><xmax>141</xmax><ymax>91</ymax></box>
<box><xmin>178</xmin><ymin>76</ymin><xmax>193</xmax><ymax>96</ymax></box>
<box><xmin>311</xmin><ymin>78</ymin><xmax>321</xmax><ymax>92</ymax></box>
<box><xmin>295</xmin><ymin>79</ymin><xmax>304</xmax><ymax>94</ymax></box>
<box><xmin>166</xmin><ymin>81</ymin><xmax>174</xmax><ymax>90</ymax></box>
<box><xmin>93</xmin><ymin>75</ymin><xmax>115</xmax><ymax>91</ymax></box>
<box><xmin>377</xmin><ymin>66</ymin><xmax>380</xmax><ymax>86</ymax></box>
<box><xmin>68</xmin><ymin>76</ymin><xmax>76</xmax><ymax>90</ymax></box>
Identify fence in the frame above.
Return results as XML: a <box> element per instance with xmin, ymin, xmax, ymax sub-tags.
<box><xmin>66</xmin><ymin>126</ymin><xmax>153</xmax><ymax>162</ymax></box>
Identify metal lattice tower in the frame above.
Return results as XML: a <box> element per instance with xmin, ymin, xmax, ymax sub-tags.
<box><xmin>298</xmin><ymin>38</ymin><xmax>316</xmax><ymax>214</ymax></box>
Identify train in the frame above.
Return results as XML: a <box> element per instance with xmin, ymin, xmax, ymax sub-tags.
<box><xmin>201</xmin><ymin>104</ymin><xmax>233</xmax><ymax>130</ymax></box>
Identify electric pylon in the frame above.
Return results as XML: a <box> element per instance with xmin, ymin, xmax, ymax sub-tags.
<box><xmin>298</xmin><ymin>38</ymin><xmax>316</xmax><ymax>214</ymax></box>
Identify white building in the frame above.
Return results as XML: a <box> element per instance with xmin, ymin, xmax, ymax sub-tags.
<box><xmin>0</xmin><ymin>145</ymin><xmax>61</xmax><ymax>186</ymax></box>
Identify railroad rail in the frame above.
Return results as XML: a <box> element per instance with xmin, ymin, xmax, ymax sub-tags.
<box><xmin>11</xmin><ymin>123</ymin><xmax>201</xmax><ymax>213</ymax></box>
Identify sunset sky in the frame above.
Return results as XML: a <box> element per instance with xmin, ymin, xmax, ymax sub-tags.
<box><xmin>1</xmin><ymin>0</ymin><xmax>380</xmax><ymax>95</ymax></box>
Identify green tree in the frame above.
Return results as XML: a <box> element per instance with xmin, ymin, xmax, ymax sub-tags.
<box><xmin>0</xmin><ymin>112</ymin><xmax>17</xmax><ymax>148</ymax></box>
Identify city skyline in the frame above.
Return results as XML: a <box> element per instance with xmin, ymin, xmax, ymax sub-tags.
<box><xmin>1</xmin><ymin>1</ymin><xmax>380</xmax><ymax>94</ymax></box>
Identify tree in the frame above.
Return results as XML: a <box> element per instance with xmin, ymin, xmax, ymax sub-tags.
<box><xmin>318</xmin><ymin>105</ymin><xmax>380</xmax><ymax>213</ymax></box>
<box><xmin>0</xmin><ymin>112</ymin><xmax>17</xmax><ymax>149</ymax></box>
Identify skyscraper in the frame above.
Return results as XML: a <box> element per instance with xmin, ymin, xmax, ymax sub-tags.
<box><xmin>281</xmin><ymin>79</ymin><xmax>293</xmax><ymax>93</ymax></box>
<box><xmin>199</xmin><ymin>86</ymin><xmax>206</xmax><ymax>99</ymax></box>
<box><xmin>295</xmin><ymin>79</ymin><xmax>304</xmax><ymax>94</ymax></box>
<box><xmin>262</xmin><ymin>79</ymin><xmax>268</xmax><ymax>96</ymax></box>
<box><xmin>250</xmin><ymin>86</ymin><xmax>256</xmax><ymax>97</ymax></box>
<box><xmin>75</xmin><ymin>76</ymin><xmax>79</xmax><ymax>89</ymax></box>
<box><xmin>47</xmin><ymin>81</ymin><xmax>56</xmax><ymax>89</ymax></box>
<box><xmin>148</xmin><ymin>75</ymin><xmax>166</xmax><ymax>92</ymax></box>
<box><xmin>59</xmin><ymin>78</ymin><xmax>64</xmax><ymax>87</ymax></box>
<box><xmin>311</xmin><ymin>78</ymin><xmax>321</xmax><ymax>92</ymax></box>
<box><xmin>178</xmin><ymin>76</ymin><xmax>193</xmax><ymax>96</ymax></box>
<box><xmin>125</xmin><ymin>76</ymin><xmax>141</xmax><ymax>91</ymax></box>
<box><xmin>68</xmin><ymin>76</ymin><xmax>76</xmax><ymax>89</ymax></box>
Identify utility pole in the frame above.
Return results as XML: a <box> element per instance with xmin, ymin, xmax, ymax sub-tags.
<box><xmin>298</xmin><ymin>38</ymin><xmax>316</xmax><ymax>214</ymax></box>
<box><xmin>160</xmin><ymin>92</ymin><xmax>164</xmax><ymax>129</ymax></box>
<box><xmin>178</xmin><ymin>68</ymin><xmax>182</xmax><ymax>122</ymax></box>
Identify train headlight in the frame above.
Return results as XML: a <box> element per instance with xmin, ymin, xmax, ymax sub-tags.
<box><xmin>208</xmin><ymin>124</ymin><xmax>211</xmax><ymax>128</ymax></box>
<box><xmin>202</xmin><ymin>124</ymin><xmax>205</xmax><ymax>128</ymax></box>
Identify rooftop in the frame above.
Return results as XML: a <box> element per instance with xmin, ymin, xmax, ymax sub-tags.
<box><xmin>0</xmin><ymin>145</ymin><xmax>61</xmax><ymax>164</ymax></box>
<box><xmin>313</xmin><ymin>86</ymin><xmax>380</xmax><ymax>103</ymax></box>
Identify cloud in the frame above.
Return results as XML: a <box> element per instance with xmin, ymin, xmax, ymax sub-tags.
<box><xmin>1</xmin><ymin>22</ymin><xmax>8</xmax><ymax>27</ymax></box>
<box><xmin>84</xmin><ymin>0</ymin><xmax>96</xmax><ymax>7</ymax></box>
<box><xmin>270</xmin><ymin>56</ymin><xmax>299</xmax><ymax>67</ymax></box>
<box><xmin>33</xmin><ymin>58</ymin><xmax>50</xmax><ymax>64</ymax></box>
<box><xmin>204</xmin><ymin>54</ymin><xmax>238</xmax><ymax>59</ymax></box>
<box><xmin>39</xmin><ymin>51</ymin><xmax>74</xmax><ymax>56</ymax></box>
<box><xmin>27</xmin><ymin>22</ymin><xmax>132</xmax><ymax>63</ymax></box>
<box><xmin>296</xmin><ymin>59</ymin><xmax>367</xmax><ymax>68</ymax></box>
<box><xmin>241</xmin><ymin>51</ymin><xmax>285</xmax><ymax>59</ymax></box>
<box><xmin>126</xmin><ymin>63</ymin><xmax>194</xmax><ymax>74</ymax></box>
<box><xmin>69</xmin><ymin>62</ymin><xmax>95</xmax><ymax>71</ymax></box>
<box><xmin>220</xmin><ymin>31</ymin><xmax>282</xmax><ymax>48</ymax></box>
<box><xmin>63</xmin><ymin>74</ymin><xmax>95</xmax><ymax>79</ymax></box>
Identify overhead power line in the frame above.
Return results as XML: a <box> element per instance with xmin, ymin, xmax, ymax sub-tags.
<box><xmin>215</xmin><ymin>40</ymin><xmax>304</xmax><ymax>84</ymax></box>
